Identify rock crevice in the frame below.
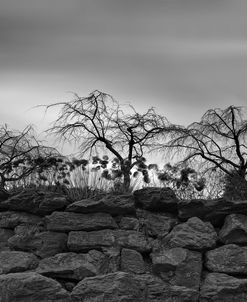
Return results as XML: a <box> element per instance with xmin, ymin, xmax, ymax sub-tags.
<box><xmin>1</xmin><ymin>187</ymin><xmax>247</xmax><ymax>301</ymax></box>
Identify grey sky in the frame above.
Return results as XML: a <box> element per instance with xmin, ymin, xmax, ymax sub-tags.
<box><xmin>1</xmin><ymin>0</ymin><xmax>247</xmax><ymax>152</ymax></box>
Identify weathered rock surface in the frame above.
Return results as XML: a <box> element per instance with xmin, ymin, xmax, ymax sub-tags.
<box><xmin>67</xmin><ymin>194</ymin><xmax>136</xmax><ymax>215</ymax></box>
<box><xmin>119</xmin><ymin>216</ymin><xmax>139</xmax><ymax>230</ymax></box>
<box><xmin>0</xmin><ymin>272</ymin><xmax>71</xmax><ymax>302</ymax></box>
<box><xmin>0</xmin><ymin>251</ymin><xmax>38</xmax><ymax>274</ymax></box>
<box><xmin>37</xmin><ymin>251</ymin><xmax>106</xmax><ymax>280</ymax></box>
<box><xmin>3</xmin><ymin>187</ymin><xmax>247</xmax><ymax>301</ymax></box>
<box><xmin>151</xmin><ymin>247</ymin><xmax>202</xmax><ymax>290</ymax></box>
<box><xmin>178</xmin><ymin>198</ymin><xmax>247</xmax><ymax>226</ymax></box>
<box><xmin>219</xmin><ymin>213</ymin><xmax>247</xmax><ymax>244</ymax></box>
<box><xmin>137</xmin><ymin>209</ymin><xmax>177</xmax><ymax>238</ymax></box>
<box><xmin>121</xmin><ymin>248</ymin><xmax>145</xmax><ymax>274</ymax></box>
<box><xmin>0</xmin><ymin>228</ymin><xmax>13</xmax><ymax>250</ymax></box>
<box><xmin>205</xmin><ymin>244</ymin><xmax>247</xmax><ymax>274</ymax></box>
<box><xmin>102</xmin><ymin>247</ymin><xmax>121</xmax><ymax>273</ymax></box>
<box><xmin>0</xmin><ymin>211</ymin><xmax>42</xmax><ymax>229</ymax></box>
<box><xmin>68</xmin><ymin>229</ymin><xmax>152</xmax><ymax>253</ymax></box>
<box><xmin>133</xmin><ymin>187</ymin><xmax>179</xmax><ymax>213</ymax></box>
<box><xmin>115</xmin><ymin>229</ymin><xmax>152</xmax><ymax>253</ymax></box>
<box><xmin>68</xmin><ymin>229</ymin><xmax>114</xmax><ymax>252</ymax></box>
<box><xmin>0</xmin><ymin>189</ymin><xmax>69</xmax><ymax>216</ymax></box>
<box><xmin>162</xmin><ymin>217</ymin><xmax>217</xmax><ymax>250</ymax></box>
<box><xmin>199</xmin><ymin>272</ymin><xmax>247</xmax><ymax>302</ymax></box>
<box><xmin>45</xmin><ymin>211</ymin><xmax>117</xmax><ymax>232</ymax></box>
<box><xmin>0</xmin><ymin>188</ymin><xmax>10</xmax><ymax>202</ymax></box>
<box><xmin>135</xmin><ymin>274</ymin><xmax>199</xmax><ymax>302</ymax></box>
<box><xmin>71</xmin><ymin>272</ymin><xmax>145</xmax><ymax>302</ymax></box>
<box><xmin>8</xmin><ymin>231</ymin><xmax>68</xmax><ymax>258</ymax></box>
<box><xmin>14</xmin><ymin>223</ymin><xmax>46</xmax><ymax>235</ymax></box>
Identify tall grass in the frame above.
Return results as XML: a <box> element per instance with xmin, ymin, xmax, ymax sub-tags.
<box><xmin>4</xmin><ymin>155</ymin><xmax>225</xmax><ymax>201</ymax></box>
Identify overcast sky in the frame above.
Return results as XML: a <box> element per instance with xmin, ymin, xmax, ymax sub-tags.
<box><xmin>1</xmin><ymin>0</ymin><xmax>247</xmax><ymax>153</ymax></box>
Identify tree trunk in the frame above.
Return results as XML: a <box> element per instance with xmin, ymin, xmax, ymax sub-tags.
<box><xmin>123</xmin><ymin>170</ymin><xmax>131</xmax><ymax>191</ymax></box>
<box><xmin>121</xmin><ymin>162</ymin><xmax>131</xmax><ymax>192</ymax></box>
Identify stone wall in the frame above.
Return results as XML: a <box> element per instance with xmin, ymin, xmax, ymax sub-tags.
<box><xmin>1</xmin><ymin>187</ymin><xmax>247</xmax><ymax>301</ymax></box>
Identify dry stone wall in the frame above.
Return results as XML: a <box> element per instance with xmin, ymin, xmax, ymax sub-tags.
<box><xmin>1</xmin><ymin>187</ymin><xmax>247</xmax><ymax>301</ymax></box>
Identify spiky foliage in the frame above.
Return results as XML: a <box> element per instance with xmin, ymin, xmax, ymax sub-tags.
<box><xmin>0</xmin><ymin>125</ymin><xmax>59</xmax><ymax>190</ymax></box>
<box><xmin>163</xmin><ymin>106</ymin><xmax>247</xmax><ymax>177</ymax></box>
<box><xmin>45</xmin><ymin>90</ymin><xmax>168</xmax><ymax>190</ymax></box>
<box><xmin>156</xmin><ymin>163</ymin><xmax>206</xmax><ymax>199</ymax></box>
<box><xmin>160</xmin><ymin>106</ymin><xmax>247</xmax><ymax>198</ymax></box>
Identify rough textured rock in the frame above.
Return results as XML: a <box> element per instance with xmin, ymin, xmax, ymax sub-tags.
<box><xmin>68</xmin><ymin>229</ymin><xmax>152</xmax><ymax>253</ymax></box>
<box><xmin>114</xmin><ymin>229</ymin><xmax>152</xmax><ymax>253</ymax></box>
<box><xmin>135</xmin><ymin>274</ymin><xmax>199</xmax><ymax>302</ymax></box>
<box><xmin>102</xmin><ymin>247</ymin><xmax>121</xmax><ymax>273</ymax></box>
<box><xmin>119</xmin><ymin>216</ymin><xmax>139</xmax><ymax>230</ymax></box>
<box><xmin>8</xmin><ymin>231</ymin><xmax>68</xmax><ymax>258</ymax></box>
<box><xmin>199</xmin><ymin>272</ymin><xmax>247</xmax><ymax>302</ymax></box>
<box><xmin>14</xmin><ymin>223</ymin><xmax>46</xmax><ymax>235</ymax></box>
<box><xmin>133</xmin><ymin>187</ymin><xmax>179</xmax><ymax>213</ymax></box>
<box><xmin>205</xmin><ymin>244</ymin><xmax>247</xmax><ymax>274</ymax></box>
<box><xmin>71</xmin><ymin>272</ymin><xmax>145</xmax><ymax>302</ymax></box>
<box><xmin>136</xmin><ymin>209</ymin><xmax>177</xmax><ymax>238</ymax></box>
<box><xmin>121</xmin><ymin>248</ymin><xmax>145</xmax><ymax>274</ymax></box>
<box><xmin>162</xmin><ymin>217</ymin><xmax>217</xmax><ymax>250</ymax></box>
<box><xmin>0</xmin><ymin>272</ymin><xmax>71</xmax><ymax>302</ymax></box>
<box><xmin>45</xmin><ymin>211</ymin><xmax>117</xmax><ymax>232</ymax></box>
<box><xmin>37</xmin><ymin>251</ymin><xmax>106</xmax><ymax>280</ymax></box>
<box><xmin>0</xmin><ymin>188</ymin><xmax>10</xmax><ymax>202</ymax></box>
<box><xmin>0</xmin><ymin>189</ymin><xmax>69</xmax><ymax>216</ymax></box>
<box><xmin>178</xmin><ymin>198</ymin><xmax>247</xmax><ymax>227</ymax></box>
<box><xmin>3</xmin><ymin>187</ymin><xmax>247</xmax><ymax>301</ymax></box>
<box><xmin>68</xmin><ymin>229</ymin><xmax>115</xmax><ymax>252</ymax></box>
<box><xmin>66</xmin><ymin>194</ymin><xmax>136</xmax><ymax>215</ymax></box>
<box><xmin>151</xmin><ymin>247</ymin><xmax>202</xmax><ymax>290</ymax></box>
<box><xmin>0</xmin><ymin>228</ymin><xmax>14</xmax><ymax>250</ymax></box>
<box><xmin>0</xmin><ymin>251</ymin><xmax>39</xmax><ymax>274</ymax></box>
<box><xmin>0</xmin><ymin>211</ymin><xmax>42</xmax><ymax>229</ymax></box>
<box><xmin>219</xmin><ymin>213</ymin><xmax>247</xmax><ymax>244</ymax></box>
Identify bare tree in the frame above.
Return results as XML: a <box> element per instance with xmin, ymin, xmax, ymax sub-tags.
<box><xmin>46</xmin><ymin>90</ymin><xmax>168</xmax><ymax>190</ymax></box>
<box><xmin>0</xmin><ymin>124</ymin><xmax>59</xmax><ymax>190</ymax></box>
<box><xmin>161</xmin><ymin>106</ymin><xmax>247</xmax><ymax>193</ymax></box>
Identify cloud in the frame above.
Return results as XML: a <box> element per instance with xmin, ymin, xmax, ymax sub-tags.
<box><xmin>1</xmin><ymin>0</ymin><xmax>247</xmax><ymax>135</ymax></box>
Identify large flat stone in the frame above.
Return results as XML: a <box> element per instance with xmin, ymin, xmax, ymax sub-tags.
<box><xmin>0</xmin><ymin>211</ymin><xmax>42</xmax><ymax>229</ymax></box>
<box><xmin>151</xmin><ymin>247</ymin><xmax>202</xmax><ymax>290</ymax></box>
<box><xmin>8</xmin><ymin>231</ymin><xmax>68</xmax><ymax>258</ymax></box>
<box><xmin>133</xmin><ymin>187</ymin><xmax>179</xmax><ymax>213</ymax></box>
<box><xmin>37</xmin><ymin>251</ymin><xmax>106</xmax><ymax>280</ymax></box>
<box><xmin>0</xmin><ymin>189</ymin><xmax>69</xmax><ymax>216</ymax></box>
<box><xmin>66</xmin><ymin>194</ymin><xmax>136</xmax><ymax>215</ymax></box>
<box><xmin>68</xmin><ymin>229</ymin><xmax>115</xmax><ymax>252</ymax></box>
<box><xmin>178</xmin><ymin>198</ymin><xmax>247</xmax><ymax>227</ymax></box>
<box><xmin>219</xmin><ymin>214</ymin><xmax>247</xmax><ymax>244</ymax></box>
<box><xmin>68</xmin><ymin>229</ymin><xmax>152</xmax><ymax>253</ymax></box>
<box><xmin>162</xmin><ymin>217</ymin><xmax>217</xmax><ymax>251</ymax></box>
<box><xmin>135</xmin><ymin>274</ymin><xmax>199</xmax><ymax>302</ymax></box>
<box><xmin>0</xmin><ymin>272</ymin><xmax>71</xmax><ymax>302</ymax></box>
<box><xmin>45</xmin><ymin>211</ymin><xmax>117</xmax><ymax>232</ymax></box>
<box><xmin>71</xmin><ymin>272</ymin><xmax>145</xmax><ymax>302</ymax></box>
<box><xmin>199</xmin><ymin>272</ymin><xmax>247</xmax><ymax>302</ymax></box>
<box><xmin>0</xmin><ymin>251</ymin><xmax>39</xmax><ymax>274</ymax></box>
<box><xmin>205</xmin><ymin>244</ymin><xmax>247</xmax><ymax>275</ymax></box>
